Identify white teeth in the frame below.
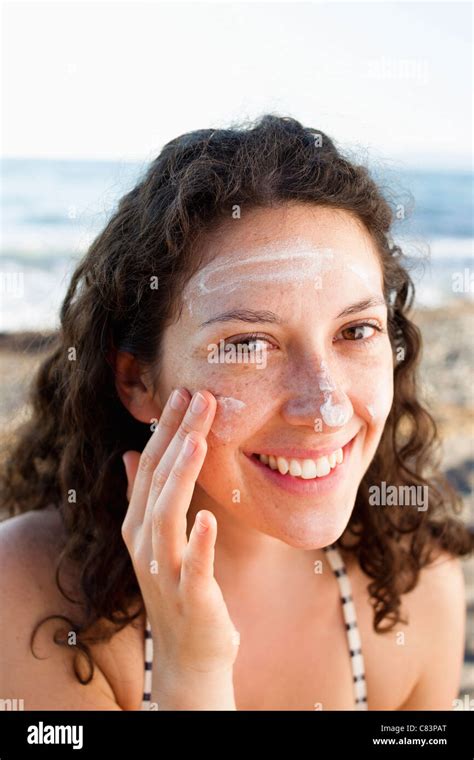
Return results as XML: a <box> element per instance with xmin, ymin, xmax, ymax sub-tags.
<box><xmin>316</xmin><ymin>457</ymin><xmax>331</xmax><ymax>477</ymax></box>
<box><xmin>257</xmin><ymin>447</ymin><xmax>344</xmax><ymax>480</ymax></box>
<box><xmin>289</xmin><ymin>459</ymin><xmax>302</xmax><ymax>477</ymax></box>
<box><xmin>301</xmin><ymin>459</ymin><xmax>317</xmax><ymax>479</ymax></box>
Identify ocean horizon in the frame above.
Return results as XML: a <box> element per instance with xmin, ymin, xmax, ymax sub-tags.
<box><xmin>1</xmin><ymin>158</ymin><xmax>473</xmax><ymax>332</ymax></box>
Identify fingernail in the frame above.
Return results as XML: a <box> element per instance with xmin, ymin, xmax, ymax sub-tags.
<box><xmin>190</xmin><ymin>392</ymin><xmax>208</xmax><ymax>414</ymax></box>
<box><xmin>170</xmin><ymin>388</ymin><xmax>187</xmax><ymax>411</ymax></box>
<box><xmin>195</xmin><ymin>511</ymin><xmax>209</xmax><ymax>534</ymax></box>
<box><xmin>182</xmin><ymin>434</ymin><xmax>197</xmax><ymax>458</ymax></box>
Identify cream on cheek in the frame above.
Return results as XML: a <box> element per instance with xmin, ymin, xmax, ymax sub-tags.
<box><xmin>161</xmin><ymin>343</ymin><xmax>278</xmax><ymax>447</ymax></box>
<box><xmin>211</xmin><ymin>395</ymin><xmax>247</xmax><ymax>443</ymax></box>
<box><xmin>205</xmin><ymin>372</ymin><xmax>279</xmax><ymax>446</ymax></box>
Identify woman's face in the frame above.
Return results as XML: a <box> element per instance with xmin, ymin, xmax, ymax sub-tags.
<box><xmin>157</xmin><ymin>203</ymin><xmax>394</xmax><ymax>549</ymax></box>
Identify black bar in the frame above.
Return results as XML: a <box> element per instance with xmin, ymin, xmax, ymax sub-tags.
<box><xmin>0</xmin><ymin>710</ymin><xmax>472</xmax><ymax>758</ymax></box>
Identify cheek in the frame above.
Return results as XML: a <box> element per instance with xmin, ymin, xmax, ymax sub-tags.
<box><xmin>349</xmin><ymin>351</ymin><xmax>394</xmax><ymax>427</ymax></box>
<box><xmin>208</xmin><ymin>371</ymin><xmax>277</xmax><ymax>444</ymax></box>
<box><xmin>210</xmin><ymin>396</ymin><xmax>249</xmax><ymax>443</ymax></box>
<box><xmin>166</xmin><ymin>360</ymin><xmax>280</xmax><ymax>445</ymax></box>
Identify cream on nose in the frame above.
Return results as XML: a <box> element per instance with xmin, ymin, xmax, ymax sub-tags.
<box><xmin>317</xmin><ymin>360</ymin><xmax>353</xmax><ymax>428</ymax></box>
<box><xmin>280</xmin><ymin>359</ymin><xmax>353</xmax><ymax>429</ymax></box>
<box><xmin>320</xmin><ymin>392</ymin><xmax>353</xmax><ymax>427</ymax></box>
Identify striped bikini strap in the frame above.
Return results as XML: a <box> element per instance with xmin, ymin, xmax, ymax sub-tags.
<box><xmin>141</xmin><ymin>621</ymin><xmax>153</xmax><ymax>708</ymax></box>
<box><xmin>323</xmin><ymin>543</ymin><xmax>368</xmax><ymax>710</ymax></box>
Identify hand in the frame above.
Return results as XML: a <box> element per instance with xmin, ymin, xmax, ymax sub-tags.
<box><xmin>121</xmin><ymin>388</ymin><xmax>239</xmax><ymax>707</ymax></box>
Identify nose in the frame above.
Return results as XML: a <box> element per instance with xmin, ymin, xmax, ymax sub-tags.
<box><xmin>280</xmin><ymin>359</ymin><xmax>353</xmax><ymax>431</ymax></box>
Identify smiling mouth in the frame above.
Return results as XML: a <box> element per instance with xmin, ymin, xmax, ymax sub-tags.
<box><xmin>244</xmin><ymin>434</ymin><xmax>357</xmax><ymax>482</ymax></box>
<box><xmin>251</xmin><ymin>449</ymin><xmax>343</xmax><ymax>479</ymax></box>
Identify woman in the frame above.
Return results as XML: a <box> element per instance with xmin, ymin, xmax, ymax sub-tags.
<box><xmin>0</xmin><ymin>115</ymin><xmax>471</xmax><ymax>710</ymax></box>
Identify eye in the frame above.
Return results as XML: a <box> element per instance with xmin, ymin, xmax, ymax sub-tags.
<box><xmin>335</xmin><ymin>322</ymin><xmax>383</xmax><ymax>342</ymax></box>
<box><xmin>225</xmin><ymin>332</ymin><xmax>274</xmax><ymax>352</ymax></box>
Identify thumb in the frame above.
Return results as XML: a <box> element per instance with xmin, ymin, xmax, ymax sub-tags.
<box><xmin>121</xmin><ymin>451</ymin><xmax>141</xmax><ymax>501</ymax></box>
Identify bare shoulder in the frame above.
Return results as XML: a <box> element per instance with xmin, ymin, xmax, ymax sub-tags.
<box><xmin>347</xmin><ymin>545</ymin><xmax>467</xmax><ymax>710</ymax></box>
<box><xmin>0</xmin><ymin>508</ymin><xmax>144</xmax><ymax>710</ymax></box>
<box><xmin>401</xmin><ymin>548</ymin><xmax>465</xmax><ymax>628</ymax></box>
<box><xmin>398</xmin><ymin>549</ymin><xmax>466</xmax><ymax>709</ymax></box>
<box><xmin>406</xmin><ymin>547</ymin><xmax>465</xmax><ymax>634</ymax></box>
<box><xmin>0</xmin><ymin>506</ymin><xmax>66</xmax><ymax>575</ymax></box>
<box><xmin>0</xmin><ymin>508</ymin><xmax>70</xmax><ymax>622</ymax></box>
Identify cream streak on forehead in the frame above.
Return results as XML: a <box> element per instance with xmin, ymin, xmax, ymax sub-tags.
<box><xmin>346</xmin><ymin>262</ymin><xmax>381</xmax><ymax>290</ymax></box>
<box><xmin>184</xmin><ymin>237</ymin><xmax>335</xmax><ymax>299</ymax></box>
<box><xmin>182</xmin><ymin>236</ymin><xmax>383</xmax><ymax>315</ymax></box>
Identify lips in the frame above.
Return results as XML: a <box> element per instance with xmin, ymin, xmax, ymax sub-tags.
<box><xmin>243</xmin><ymin>434</ymin><xmax>357</xmax><ymax>495</ymax></box>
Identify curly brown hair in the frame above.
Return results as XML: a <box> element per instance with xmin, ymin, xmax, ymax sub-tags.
<box><xmin>0</xmin><ymin>114</ymin><xmax>471</xmax><ymax>686</ymax></box>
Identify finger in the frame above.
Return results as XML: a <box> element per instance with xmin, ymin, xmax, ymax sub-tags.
<box><xmin>144</xmin><ymin>390</ymin><xmax>217</xmax><ymax>525</ymax></box>
<box><xmin>150</xmin><ymin>431</ymin><xmax>208</xmax><ymax>579</ymax></box>
<box><xmin>124</xmin><ymin>387</ymin><xmax>191</xmax><ymax>530</ymax></box>
<box><xmin>180</xmin><ymin>509</ymin><xmax>218</xmax><ymax>594</ymax></box>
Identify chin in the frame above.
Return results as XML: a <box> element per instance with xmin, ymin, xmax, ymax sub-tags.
<box><xmin>255</xmin><ymin>497</ymin><xmax>355</xmax><ymax>550</ymax></box>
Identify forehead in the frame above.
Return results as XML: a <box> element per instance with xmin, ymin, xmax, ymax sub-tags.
<box><xmin>183</xmin><ymin>204</ymin><xmax>383</xmax><ymax>305</ymax></box>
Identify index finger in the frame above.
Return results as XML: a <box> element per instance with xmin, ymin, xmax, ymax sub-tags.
<box><xmin>125</xmin><ymin>387</ymin><xmax>191</xmax><ymax>528</ymax></box>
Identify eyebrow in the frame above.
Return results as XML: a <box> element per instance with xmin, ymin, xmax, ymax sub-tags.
<box><xmin>335</xmin><ymin>296</ymin><xmax>387</xmax><ymax>319</ymax></box>
<box><xmin>199</xmin><ymin>308</ymin><xmax>282</xmax><ymax>329</ymax></box>
<box><xmin>198</xmin><ymin>297</ymin><xmax>387</xmax><ymax>330</ymax></box>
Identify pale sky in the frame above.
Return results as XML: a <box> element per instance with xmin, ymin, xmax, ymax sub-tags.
<box><xmin>1</xmin><ymin>0</ymin><xmax>472</xmax><ymax>169</ymax></box>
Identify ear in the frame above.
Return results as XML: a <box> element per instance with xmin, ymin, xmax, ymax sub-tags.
<box><xmin>111</xmin><ymin>349</ymin><xmax>162</xmax><ymax>425</ymax></box>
